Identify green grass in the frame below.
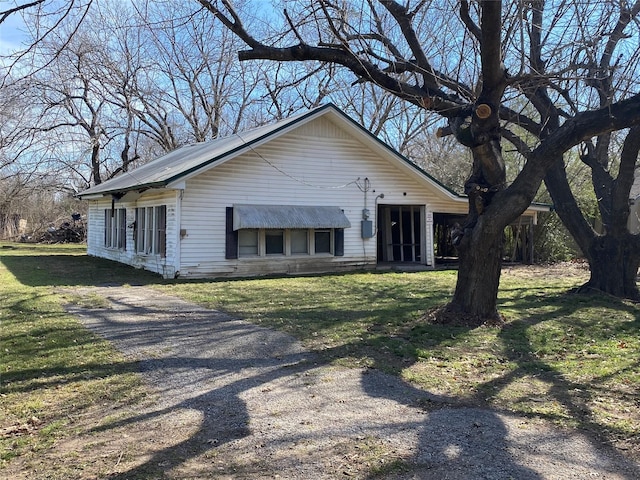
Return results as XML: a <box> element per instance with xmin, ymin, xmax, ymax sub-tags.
<box><xmin>159</xmin><ymin>267</ymin><xmax>639</xmax><ymax>456</ymax></box>
<box><xmin>0</xmin><ymin>243</ymin><xmax>155</xmax><ymax>467</ymax></box>
<box><xmin>1</xmin><ymin>242</ymin><xmax>639</xmax><ymax>473</ymax></box>
<box><xmin>159</xmin><ymin>270</ymin><xmax>458</xmax><ymax>366</ymax></box>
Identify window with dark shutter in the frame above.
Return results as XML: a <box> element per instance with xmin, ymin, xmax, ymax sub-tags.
<box><xmin>225</xmin><ymin>207</ymin><xmax>238</xmax><ymax>259</ymax></box>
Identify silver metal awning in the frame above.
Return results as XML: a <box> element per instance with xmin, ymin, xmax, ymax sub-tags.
<box><xmin>233</xmin><ymin>205</ymin><xmax>351</xmax><ymax>230</ymax></box>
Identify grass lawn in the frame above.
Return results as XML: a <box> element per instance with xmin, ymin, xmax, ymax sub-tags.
<box><xmin>159</xmin><ymin>266</ymin><xmax>640</xmax><ymax>455</ymax></box>
<box><xmin>0</xmin><ymin>243</ymin><xmax>160</xmax><ymax>473</ymax></box>
<box><xmin>1</xmin><ymin>242</ymin><xmax>639</xmax><ymax>474</ymax></box>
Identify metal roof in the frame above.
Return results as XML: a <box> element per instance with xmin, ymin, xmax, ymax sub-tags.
<box><xmin>77</xmin><ymin>108</ymin><xmax>318</xmax><ymax>197</ymax></box>
<box><xmin>76</xmin><ymin>104</ymin><xmax>465</xmax><ymax>201</ymax></box>
<box><xmin>76</xmin><ymin>104</ymin><xmax>550</xmax><ymax>220</ymax></box>
<box><xmin>233</xmin><ymin>205</ymin><xmax>351</xmax><ymax>230</ymax></box>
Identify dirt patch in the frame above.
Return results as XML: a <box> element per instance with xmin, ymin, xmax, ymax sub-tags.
<box><xmin>421</xmin><ymin>303</ymin><xmax>506</xmax><ymax>327</ymax></box>
<box><xmin>3</xmin><ymin>282</ymin><xmax>639</xmax><ymax>479</ymax></box>
<box><xmin>501</xmin><ymin>260</ymin><xmax>591</xmax><ymax>281</ymax></box>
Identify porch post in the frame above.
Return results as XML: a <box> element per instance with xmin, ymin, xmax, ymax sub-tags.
<box><xmin>424</xmin><ymin>208</ymin><xmax>433</xmax><ymax>266</ymax></box>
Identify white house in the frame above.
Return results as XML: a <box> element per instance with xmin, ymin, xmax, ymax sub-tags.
<box><xmin>78</xmin><ymin>104</ymin><xmax>546</xmax><ymax>279</ymax></box>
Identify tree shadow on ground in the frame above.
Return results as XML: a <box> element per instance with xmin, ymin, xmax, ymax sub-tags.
<box><xmin>5</xmin><ymin>250</ymin><xmax>638</xmax><ymax>477</ymax></box>
<box><xmin>479</xmin><ymin>290</ymin><xmax>640</xmax><ymax>461</ymax></box>
<box><xmin>51</xmin><ymin>285</ymin><xmax>639</xmax><ymax>479</ymax></box>
<box><xmin>63</xmin><ymin>291</ymin><xmax>314</xmax><ymax>478</ymax></box>
<box><xmin>360</xmin><ymin>371</ymin><xmax>544</xmax><ymax>479</ymax></box>
<box><xmin>96</xmin><ymin>356</ymin><xmax>311</xmax><ymax>479</ymax></box>
<box><xmin>349</xmin><ymin>280</ymin><xmax>640</xmax><ymax>478</ymax></box>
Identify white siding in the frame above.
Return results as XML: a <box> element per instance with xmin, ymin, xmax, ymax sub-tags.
<box><xmin>177</xmin><ymin>116</ymin><xmax>440</xmax><ymax>278</ymax></box>
<box><xmin>86</xmin><ymin>190</ymin><xmax>178</xmax><ymax>278</ymax></box>
<box><xmin>85</xmin><ymin>115</ymin><xmax>480</xmax><ymax>278</ymax></box>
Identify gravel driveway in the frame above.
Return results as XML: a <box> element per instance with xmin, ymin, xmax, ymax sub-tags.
<box><xmin>65</xmin><ymin>285</ymin><xmax>640</xmax><ymax>479</ymax></box>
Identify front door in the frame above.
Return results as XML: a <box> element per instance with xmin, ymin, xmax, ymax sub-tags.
<box><xmin>377</xmin><ymin>205</ymin><xmax>423</xmax><ymax>263</ymax></box>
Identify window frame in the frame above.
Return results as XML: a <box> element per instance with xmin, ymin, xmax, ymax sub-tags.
<box><xmin>134</xmin><ymin>205</ymin><xmax>167</xmax><ymax>257</ymax></box>
<box><xmin>238</xmin><ymin>228</ymin><xmax>259</xmax><ymax>256</ymax></box>
<box><xmin>265</xmin><ymin>229</ymin><xmax>285</xmax><ymax>255</ymax></box>
<box><xmin>313</xmin><ymin>229</ymin><xmax>333</xmax><ymax>255</ymax></box>
<box><xmin>290</xmin><ymin>229</ymin><xmax>309</xmax><ymax>255</ymax></box>
<box><xmin>104</xmin><ymin>208</ymin><xmax>127</xmax><ymax>251</ymax></box>
<box><xmin>237</xmin><ymin>228</ymin><xmax>336</xmax><ymax>258</ymax></box>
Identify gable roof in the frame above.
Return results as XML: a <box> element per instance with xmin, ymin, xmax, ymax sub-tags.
<box><xmin>77</xmin><ymin>104</ymin><xmax>461</xmax><ymax>200</ymax></box>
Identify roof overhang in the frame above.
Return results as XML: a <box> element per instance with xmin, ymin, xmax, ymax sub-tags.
<box><xmin>78</xmin><ymin>185</ymin><xmax>174</xmax><ymax>201</ymax></box>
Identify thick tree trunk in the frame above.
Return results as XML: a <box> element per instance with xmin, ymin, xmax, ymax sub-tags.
<box><xmin>446</xmin><ymin>216</ymin><xmax>505</xmax><ymax>325</ymax></box>
<box><xmin>545</xmin><ymin>146</ymin><xmax>640</xmax><ymax>300</ymax></box>
<box><xmin>433</xmin><ymin>2</ymin><xmax>507</xmax><ymax>326</ymax></box>
<box><xmin>584</xmin><ymin>234</ymin><xmax>640</xmax><ymax>299</ymax></box>
<box><xmin>440</xmin><ymin>128</ymin><xmax>507</xmax><ymax>326</ymax></box>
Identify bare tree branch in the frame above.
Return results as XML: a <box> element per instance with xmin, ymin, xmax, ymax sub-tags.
<box><xmin>0</xmin><ymin>0</ymin><xmax>45</xmax><ymax>24</ymax></box>
<box><xmin>459</xmin><ymin>0</ymin><xmax>481</xmax><ymax>41</ymax></box>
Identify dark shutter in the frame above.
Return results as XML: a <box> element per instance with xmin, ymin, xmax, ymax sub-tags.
<box><xmin>334</xmin><ymin>228</ymin><xmax>344</xmax><ymax>256</ymax></box>
<box><xmin>225</xmin><ymin>207</ymin><xmax>238</xmax><ymax>259</ymax></box>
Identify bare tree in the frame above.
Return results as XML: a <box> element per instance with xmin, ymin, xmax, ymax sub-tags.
<box><xmin>20</xmin><ymin>29</ymin><xmax>110</xmax><ymax>185</ymax></box>
<box><xmin>536</xmin><ymin>1</ymin><xmax>640</xmax><ymax>299</ymax></box>
<box><xmin>135</xmin><ymin>3</ymin><xmax>260</xmax><ymax>143</ymax></box>
<box><xmin>85</xmin><ymin>1</ymin><xmax>323</xmax><ymax>157</ymax></box>
<box><xmin>2</xmin><ymin>0</ymin><xmax>341</xmax><ymax>192</ymax></box>
<box><xmin>197</xmin><ymin>0</ymin><xmax>640</xmax><ymax>324</ymax></box>
<box><xmin>0</xmin><ymin>1</ymin><xmax>44</xmax><ymax>24</ymax></box>
<box><xmin>1</xmin><ymin>0</ymin><xmax>94</xmax><ymax>87</ymax></box>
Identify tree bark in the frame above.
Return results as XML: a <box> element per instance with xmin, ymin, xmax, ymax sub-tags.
<box><xmin>446</xmin><ymin>121</ymin><xmax>506</xmax><ymax>324</ymax></box>
<box><xmin>545</xmin><ymin>128</ymin><xmax>640</xmax><ymax>301</ymax></box>
<box><xmin>442</xmin><ymin>1</ymin><xmax>507</xmax><ymax>324</ymax></box>
<box><xmin>446</xmin><ymin>214</ymin><xmax>505</xmax><ymax>325</ymax></box>
<box><xmin>545</xmin><ymin>167</ymin><xmax>640</xmax><ymax>300</ymax></box>
<box><xmin>584</xmin><ymin>234</ymin><xmax>640</xmax><ymax>299</ymax></box>
<box><xmin>91</xmin><ymin>142</ymin><xmax>102</xmax><ymax>185</ymax></box>
<box><xmin>544</xmin><ymin>159</ymin><xmax>592</xmax><ymax>254</ymax></box>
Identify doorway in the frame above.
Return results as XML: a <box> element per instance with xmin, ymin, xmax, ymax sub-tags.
<box><xmin>377</xmin><ymin>205</ymin><xmax>423</xmax><ymax>263</ymax></box>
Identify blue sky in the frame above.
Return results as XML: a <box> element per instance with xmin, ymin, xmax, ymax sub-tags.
<box><xmin>0</xmin><ymin>4</ymin><xmax>28</xmax><ymax>56</ymax></box>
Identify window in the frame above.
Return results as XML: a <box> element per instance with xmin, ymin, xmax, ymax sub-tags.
<box><xmin>314</xmin><ymin>229</ymin><xmax>332</xmax><ymax>254</ymax></box>
<box><xmin>135</xmin><ymin>205</ymin><xmax>166</xmax><ymax>256</ymax></box>
<box><xmin>104</xmin><ymin>208</ymin><xmax>126</xmax><ymax>250</ymax></box>
<box><xmin>290</xmin><ymin>230</ymin><xmax>308</xmax><ymax>254</ymax></box>
<box><xmin>144</xmin><ymin>207</ymin><xmax>154</xmax><ymax>252</ymax></box>
<box><xmin>235</xmin><ymin>228</ymin><xmax>340</xmax><ymax>258</ymax></box>
<box><xmin>228</xmin><ymin>205</ymin><xmax>348</xmax><ymax>259</ymax></box>
<box><xmin>104</xmin><ymin>210</ymin><xmax>112</xmax><ymax>247</ymax></box>
<box><xmin>265</xmin><ymin>230</ymin><xmax>284</xmax><ymax>255</ymax></box>
<box><xmin>135</xmin><ymin>207</ymin><xmax>145</xmax><ymax>251</ymax></box>
<box><xmin>239</xmin><ymin>229</ymin><xmax>258</xmax><ymax>256</ymax></box>
<box><xmin>155</xmin><ymin>205</ymin><xmax>166</xmax><ymax>257</ymax></box>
